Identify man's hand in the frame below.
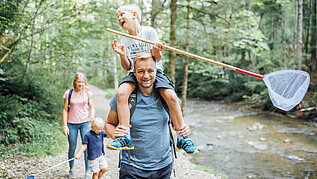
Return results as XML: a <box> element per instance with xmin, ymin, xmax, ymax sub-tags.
<box><xmin>112</xmin><ymin>40</ymin><xmax>125</xmax><ymax>56</ymax></box>
<box><xmin>177</xmin><ymin>123</ymin><xmax>191</xmax><ymax>137</ymax></box>
<box><xmin>114</xmin><ymin>125</ymin><xmax>131</xmax><ymax>138</ymax></box>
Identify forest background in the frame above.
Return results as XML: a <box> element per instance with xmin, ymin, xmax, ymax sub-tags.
<box><xmin>0</xmin><ymin>0</ymin><xmax>316</xmax><ymax>161</ymax></box>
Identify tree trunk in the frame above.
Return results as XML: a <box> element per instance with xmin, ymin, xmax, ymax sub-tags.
<box><xmin>312</xmin><ymin>0</ymin><xmax>317</xmax><ymax>71</ymax></box>
<box><xmin>248</xmin><ymin>50</ymin><xmax>254</xmax><ymax>70</ymax></box>
<box><xmin>181</xmin><ymin>0</ymin><xmax>190</xmax><ymax>116</ymax></box>
<box><xmin>269</xmin><ymin>16</ymin><xmax>275</xmax><ymax>50</ymax></box>
<box><xmin>279</xmin><ymin>4</ymin><xmax>287</xmax><ymax>69</ymax></box>
<box><xmin>294</xmin><ymin>0</ymin><xmax>298</xmax><ymax>53</ymax></box>
<box><xmin>168</xmin><ymin>0</ymin><xmax>177</xmax><ymax>83</ymax></box>
<box><xmin>298</xmin><ymin>0</ymin><xmax>303</xmax><ymax>69</ymax></box>
<box><xmin>304</xmin><ymin>0</ymin><xmax>311</xmax><ymax>68</ymax></box>
<box><xmin>151</xmin><ymin>0</ymin><xmax>160</xmax><ymax>29</ymax></box>
<box><xmin>24</xmin><ymin>16</ymin><xmax>36</xmax><ymax>80</ymax></box>
<box><xmin>241</xmin><ymin>50</ymin><xmax>245</xmax><ymax>67</ymax></box>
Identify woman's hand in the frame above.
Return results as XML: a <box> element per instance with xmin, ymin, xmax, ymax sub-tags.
<box><xmin>114</xmin><ymin>125</ymin><xmax>131</xmax><ymax>138</ymax></box>
<box><xmin>178</xmin><ymin>123</ymin><xmax>191</xmax><ymax>137</ymax></box>
<box><xmin>63</xmin><ymin>126</ymin><xmax>69</xmax><ymax>136</ymax></box>
<box><xmin>90</xmin><ymin>117</ymin><xmax>95</xmax><ymax>122</ymax></box>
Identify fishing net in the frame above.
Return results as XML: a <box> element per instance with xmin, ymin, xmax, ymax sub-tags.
<box><xmin>263</xmin><ymin>70</ymin><xmax>310</xmax><ymax>111</ymax></box>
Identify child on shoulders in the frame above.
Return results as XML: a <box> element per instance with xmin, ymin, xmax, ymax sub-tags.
<box><xmin>107</xmin><ymin>4</ymin><xmax>199</xmax><ymax>155</ymax></box>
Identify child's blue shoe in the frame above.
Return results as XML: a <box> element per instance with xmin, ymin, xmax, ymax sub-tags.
<box><xmin>68</xmin><ymin>169</ymin><xmax>75</xmax><ymax>179</ymax></box>
<box><xmin>177</xmin><ymin>136</ymin><xmax>199</xmax><ymax>154</ymax></box>
<box><xmin>106</xmin><ymin>136</ymin><xmax>134</xmax><ymax>150</ymax></box>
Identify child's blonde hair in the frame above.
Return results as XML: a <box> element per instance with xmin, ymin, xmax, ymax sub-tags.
<box><xmin>91</xmin><ymin>117</ymin><xmax>104</xmax><ymax>128</ymax></box>
<box><xmin>116</xmin><ymin>4</ymin><xmax>141</xmax><ymax>23</ymax></box>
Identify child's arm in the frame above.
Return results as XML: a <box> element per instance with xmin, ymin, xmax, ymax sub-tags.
<box><xmin>75</xmin><ymin>144</ymin><xmax>87</xmax><ymax>159</ymax></box>
<box><xmin>151</xmin><ymin>42</ymin><xmax>165</xmax><ymax>62</ymax></box>
<box><xmin>112</xmin><ymin>40</ymin><xmax>131</xmax><ymax>70</ymax></box>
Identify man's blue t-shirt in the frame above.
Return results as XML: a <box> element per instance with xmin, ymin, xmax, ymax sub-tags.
<box><xmin>83</xmin><ymin>130</ymin><xmax>107</xmax><ymax>160</ymax></box>
<box><xmin>110</xmin><ymin>90</ymin><xmax>172</xmax><ymax>170</ymax></box>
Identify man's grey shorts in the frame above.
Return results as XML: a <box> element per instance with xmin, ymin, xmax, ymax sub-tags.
<box><xmin>89</xmin><ymin>154</ymin><xmax>108</xmax><ymax>173</ymax></box>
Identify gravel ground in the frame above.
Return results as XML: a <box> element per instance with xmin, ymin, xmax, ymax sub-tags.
<box><xmin>0</xmin><ymin>85</ymin><xmax>221</xmax><ymax>179</ymax></box>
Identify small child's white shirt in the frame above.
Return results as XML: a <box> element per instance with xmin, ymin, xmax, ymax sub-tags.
<box><xmin>121</xmin><ymin>26</ymin><xmax>164</xmax><ymax>72</ymax></box>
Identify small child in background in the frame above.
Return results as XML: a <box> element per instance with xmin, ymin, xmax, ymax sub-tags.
<box><xmin>76</xmin><ymin>118</ymin><xmax>108</xmax><ymax>179</ymax></box>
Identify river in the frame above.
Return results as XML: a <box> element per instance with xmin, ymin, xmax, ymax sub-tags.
<box><xmin>184</xmin><ymin>99</ymin><xmax>317</xmax><ymax>178</ymax></box>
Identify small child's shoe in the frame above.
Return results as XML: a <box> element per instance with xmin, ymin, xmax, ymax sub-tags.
<box><xmin>85</xmin><ymin>173</ymin><xmax>91</xmax><ymax>179</ymax></box>
<box><xmin>177</xmin><ymin>136</ymin><xmax>199</xmax><ymax>154</ymax></box>
<box><xmin>68</xmin><ymin>169</ymin><xmax>75</xmax><ymax>179</ymax></box>
<box><xmin>106</xmin><ymin>136</ymin><xmax>134</xmax><ymax>150</ymax></box>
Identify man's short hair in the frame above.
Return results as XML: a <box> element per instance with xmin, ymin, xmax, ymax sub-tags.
<box><xmin>134</xmin><ymin>52</ymin><xmax>156</xmax><ymax>67</ymax></box>
<box><xmin>116</xmin><ymin>4</ymin><xmax>141</xmax><ymax>23</ymax></box>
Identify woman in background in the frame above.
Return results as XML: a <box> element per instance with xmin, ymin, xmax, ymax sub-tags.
<box><xmin>62</xmin><ymin>72</ymin><xmax>95</xmax><ymax>179</ymax></box>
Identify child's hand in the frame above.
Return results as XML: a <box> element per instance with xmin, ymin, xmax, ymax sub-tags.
<box><xmin>112</xmin><ymin>40</ymin><xmax>125</xmax><ymax>56</ymax></box>
<box><xmin>152</xmin><ymin>42</ymin><xmax>165</xmax><ymax>52</ymax></box>
<box><xmin>75</xmin><ymin>153</ymin><xmax>81</xmax><ymax>159</ymax></box>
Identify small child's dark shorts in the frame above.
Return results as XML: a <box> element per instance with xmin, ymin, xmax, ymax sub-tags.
<box><xmin>119</xmin><ymin>69</ymin><xmax>174</xmax><ymax>90</ymax></box>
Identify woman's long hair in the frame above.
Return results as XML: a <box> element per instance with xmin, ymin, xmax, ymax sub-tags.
<box><xmin>73</xmin><ymin>72</ymin><xmax>89</xmax><ymax>103</ymax></box>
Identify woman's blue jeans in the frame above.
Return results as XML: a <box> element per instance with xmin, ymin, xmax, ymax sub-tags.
<box><xmin>67</xmin><ymin>122</ymin><xmax>90</xmax><ymax>172</ymax></box>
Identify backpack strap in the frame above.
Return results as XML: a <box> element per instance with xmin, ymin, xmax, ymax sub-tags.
<box><xmin>159</xmin><ymin>94</ymin><xmax>177</xmax><ymax>177</ymax></box>
<box><xmin>67</xmin><ymin>89</ymin><xmax>90</xmax><ymax>113</ymax></box>
<box><xmin>158</xmin><ymin>95</ymin><xmax>177</xmax><ymax>159</ymax></box>
<box><xmin>67</xmin><ymin>89</ymin><xmax>73</xmax><ymax>112</ymax></box>
<box><xmin>128</xmin><ymin>88</ymin><xmax>138</xmax><ymax>117</ymax></box>
<box><xmin>118</xmin><ymin>88</ymin><xmax>138</xmax><ymax>168</ymax></box>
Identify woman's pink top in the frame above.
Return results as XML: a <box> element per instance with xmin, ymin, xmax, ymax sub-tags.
<box><xmin>63</xmin><ymin>89</ymin><xmax>93</xmax><ymax>124</ymax></box>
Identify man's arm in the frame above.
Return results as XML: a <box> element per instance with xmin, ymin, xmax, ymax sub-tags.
<box><xmin>105</xmin><ymin>108</ymin><xmax>119</xmax><ymax>139</ymax></box>
<box><xmin>105</xmin><ymin>108</ymin><xmax>130</xmax><ymax>139</ymax></box>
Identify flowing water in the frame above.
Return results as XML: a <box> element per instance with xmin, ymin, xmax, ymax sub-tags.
<box><xmin>184</xmin><ymin>99</ymin><xmax>317</xmax><ymax>179</ymax></box>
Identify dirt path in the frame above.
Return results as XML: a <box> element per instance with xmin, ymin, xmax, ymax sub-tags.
<box><xmin>2</xmin><ymin>85</ymin><xmax>221</xmax><ymax>179</ymax></box>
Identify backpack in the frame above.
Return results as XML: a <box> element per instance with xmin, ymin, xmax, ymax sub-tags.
<box><xmin>118</xmin><ymin>88</ymin><xmax>177</xmax><ymax>175</ymax></box>
<box><xmin>67</xmin><ymin>89</ymin><xmax>89</xmax><ymax>112</ymax></box>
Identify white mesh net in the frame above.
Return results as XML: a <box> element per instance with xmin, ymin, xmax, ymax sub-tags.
<box><xmin>263</xmin><ymin>70</ymin><xmax>310</xmax><ymax>111</ymax></box>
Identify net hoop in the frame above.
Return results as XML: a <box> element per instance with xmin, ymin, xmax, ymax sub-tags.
<box><xmin>263</xmin><ymin>70</ymin><xmax>310</xmax><ymax>111</ymax></box>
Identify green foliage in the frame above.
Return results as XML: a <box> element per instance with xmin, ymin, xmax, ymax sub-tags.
<box><xmin>0</xmin><ymin>66</ymin><xmax>63</xmax><ymax>155</ymax></box>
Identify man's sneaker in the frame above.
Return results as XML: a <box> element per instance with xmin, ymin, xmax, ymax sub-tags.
<box><xmin>106</xmin><ymin>136</ymin><xmax>134</xmax><ymax>150</ymax></box>
<box><xmin>177</xmin><ymin>136</ymin><xmax>199</xmax><ymax>154</ymax></box>
<box><xmin>68</xmin><ymin>169</ymin><xmax>75</xmax><ymax>179</ymax></box>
